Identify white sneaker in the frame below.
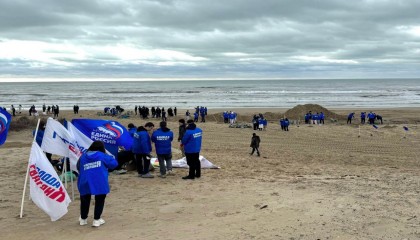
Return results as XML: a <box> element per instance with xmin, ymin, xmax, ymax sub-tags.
<box><xmin>114</xmin><ymin>169</ymin><xmax>127</xmax><ymax>175</ymax></box>
<box><xmin>92</xmin><ymin>218</ymin><xmax>105</xmax><ymax>227</ymax></box>
<box><xmin>79</xmin><ymin>216</ymin><xmax>88</xmax><ymax>226</ymax></box>
<box><xmin>167</xmin><ymin>170</ymin><xmax>174</xmax><ymax>175</ymax></box>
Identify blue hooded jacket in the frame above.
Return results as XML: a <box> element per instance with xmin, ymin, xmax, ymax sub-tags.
<box><xmin>132</xmin><ymin>127</ymin><xmax>152</xmax><ymax>154</ymax></box>
<box><xmin>77</xmin><ymin>151</ymin><xmax>117</xmax><ymax>195</ymax></box>
<box><xmin>151</xmin><ymin>127</ymin><xmax>173</xmax><ymax>154</ymax></box>
<box><xmin>181</xmin><ymin>123</ymin><xmax>202</xmax><ymax>153</ymax></box>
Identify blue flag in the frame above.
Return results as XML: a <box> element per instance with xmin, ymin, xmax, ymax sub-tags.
<box><xmin>71</xmin><ymin>119</ymin><xmax>133</xmax><ymax>157</ymax></box>
<box><xmin>403</xmin><ymin>126</ymin><xmax>409</xmax><ymax>131</ymax></box>
<box><xmin>0</xmin><ymin>108</ymin><xmax>12</xmax><ymax>145</ymax></box>
<box><xmin>372</xmin><ymin>124</ymin><xmax>378</xmax><ymax>129</ymax></box>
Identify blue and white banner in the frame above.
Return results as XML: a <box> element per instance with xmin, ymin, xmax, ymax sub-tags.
<box><xmin>0</xmin><ymin>108</ymin><xmax>12</xmax><ymax>146</ymax></box>
<box><xmin>41</xmin><ymin>118</ymin><xmax>74</xmax><ymax>158</ymax></box>
<box><xmin>71</xmin><ymin>119</ymin><xmax>133</xmax><ymax>157</ymax></box>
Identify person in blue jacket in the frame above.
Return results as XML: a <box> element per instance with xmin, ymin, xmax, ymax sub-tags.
<box><xmin>347</xmin><ymin>112</ymin><xmax>355</xmax><ymax>124</ymax></box>
<box><xmin>77</xmin><ymin>141</ymin><xmax>118</xmax><ymax>227</ymax></box>
<box><xmin>151</xmin><ymin>121</ymin><xmax>174</xmax><ymax>178</ymax></box>
<box><xmin>284</xmin><ymin>118</ymin><xmax>290</xmax><ymax>131</ymax></box>
<box><xmin>312</xmin><ymin>112</ymin><xmax>318</xmax><ymax>125</ymax></box>
<box><xmin>181</xmin><ymin>119</ymin><xmax>202</xmax><ymax>180</ymax></box>
<box><xmin>360</xmin><ymin>112</ymin><xmax>366</xmax><ymax>124</ymax></box>
<box><xmin>132</xmin><ymin>122</ymin><xmax>155</xmax><ymax>178</ymax></box>
<box><xmin>127</xmin><ymin>123</ymin><xmax>137</xmax><ymax>137</ymax></box>
<box><xmin>280</xmin><ymin>118</ymin><xmax>285</xmax><ymax>131</ymax></box>
<box><xmin>200</xmin><ymin>107</ymin><xmax>206</xmax><ymax>122</ymax></box>
<box><xmin>319</xmin><ymin>112</ymin><xmax>325</xmax><ymax>125</ymax></box>
<box><xmin>368</xmin><ymin>111</ymin><xmax>376</xmax><ymax>124</ymax></box>
<box><xmin>193</xmin><ymin>111</ymin><xmax>199</xmax><ymax>122</ymax></box>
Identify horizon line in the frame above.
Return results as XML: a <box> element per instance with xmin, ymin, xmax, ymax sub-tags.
<box><xmin>0</xmin><ymin>77</ymin><xmax>419</xmax><ymax>83</ymax></box>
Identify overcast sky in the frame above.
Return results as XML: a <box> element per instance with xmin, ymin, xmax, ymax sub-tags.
<box><xmin>0</xmin><ymin>0</ymin><xmax>419</xmax><ymax>80</ymax></box>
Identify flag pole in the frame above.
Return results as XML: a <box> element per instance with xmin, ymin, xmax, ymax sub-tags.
<box><xmin>71</xmin><ymin>167</ymin><xmax>75</xmax><ymax>201</ymax></box>
<box><xmin>63</xmin><ymin>157</ymin><xmax>68</xmax><ymax>189</ymax></box>
<box><xmin>20</xmin><ymin>118</ymin><xmax>40</xmax><ymax>218</ymax></box>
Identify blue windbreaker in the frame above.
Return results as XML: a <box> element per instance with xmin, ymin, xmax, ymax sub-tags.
<box><xmin>77</xmin><ymin>151</ymin><xmax>117</xmax><ymax>195</ymax></box>
<box><xmin>181</xmin><ymin>124</ymin><xmax>202</xmax><ymax>153</ymax></box>
<box><xmin>151</xmin><ymin>127</ymin><xmax>173</xmax><ymax>154</ymax></box>
<box><xmin>132</xmin><ymin>129</ymin><xmax>152</xmax><ymax>154</ymax></box>
<box><xmin>128</xmin><ymin>127</ymin><xmax>137</xmax><ymax>137</ymax></box>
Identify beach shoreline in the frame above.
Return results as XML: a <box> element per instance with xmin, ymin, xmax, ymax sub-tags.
<box><xmin>1</xmin><ymin>106</ymin><xmax>420</xmax><ymax>239</ymax></box>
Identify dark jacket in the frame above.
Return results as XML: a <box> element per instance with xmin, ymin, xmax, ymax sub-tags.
<box><xmin>250</xmin><ymin>135</ymin><xmax>260</xmax><ymax>148</ymax></box>
<box><xmin>178</xmin><ymin>124</ymin><xmax>186</xmax><ymax>141</ymax></box>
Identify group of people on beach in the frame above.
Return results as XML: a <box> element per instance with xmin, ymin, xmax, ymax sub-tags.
<box><xmin>33</xmin><ymin>117</ymin><xmax>203</xmax><ymax>227</ymax></box>
<box><xmin>252</xmin><ymin>114</ymin><xmax>268</xmax><ymax>131</ymax></box>
<box><xmin>222</xmin><ymin>111</ymin><xmax>238</xmax><ymax>124</ymax></box>
<box><xmin>192</xmin><ymin>106</ymin><xmax>208</xmax><ymax>123</ymax></box>
<box><xmin>304</xmin><ymin>111</ymin><xmax>325</xmax><ymax>125</ymax></box>
<box><xmin>347</xmin><ymin>111</ymin><xmax>383</xmax><ymax>124</ymax></box>
<box><xmin>134</xmin><ymin>106</ymin><xmax>178</xmax><ymax>120</ymax></box>
<box><xmin>6</xmin><ymin>104</ymin><xmax>60</xmax><ymax>118</ymax></box>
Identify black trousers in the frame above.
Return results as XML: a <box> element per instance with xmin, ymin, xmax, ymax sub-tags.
<box><xmin>251</xmin><ymin>147</ymin><xmax>260</xmax><ymax>156</ymax></box>
<box><xmin>185</xmin><ymin>152</ymin><xmax>200</xmax><ymax>178</ymax></box>
<box><xmin>80</xmin><ymin>194</ymin><xmax>106</xmax><ymax>220</ymax></box>
<box><xmin>116</xmin><ymin>151</ymin><xmax>134</xmax><ymax>170</ymax></box>
<box><xmin>135</xmin><ymin>153</ymin><xmax>150</xmax><ymax>174</ymax></box>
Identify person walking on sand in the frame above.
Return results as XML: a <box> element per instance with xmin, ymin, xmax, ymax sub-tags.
<box><xmin>250</xmin><ymin>133</ymin><xmax>261</xmax><ymax>157</ymax></box>
<box><xmin>181</xmin><ymin>119</ymin><xmax>202</xmax><ymax>180</ymax></box>
<box><xmin>77</xmin><ymin>141</ymin><xmax>118</xmax><ymax>227</ymax></box>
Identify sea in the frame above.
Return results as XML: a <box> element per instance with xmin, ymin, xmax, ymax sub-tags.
<box><xmin>1</xmin><ymin>79</ymin><xmax>420</xmax><ymax>110</ymax></box>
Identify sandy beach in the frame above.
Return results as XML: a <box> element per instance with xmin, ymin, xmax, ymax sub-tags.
<box><xmin>1</xmin><ymin>107</ymin><xmax>420</xmax><ymax>239</ymax></box>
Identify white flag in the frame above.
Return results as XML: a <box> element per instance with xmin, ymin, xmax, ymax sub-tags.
<box><xmin>66</xmin><ymin>121</ymin><xmax>93</xmax><ymax>171</ymax></box>
<box><xmin>29</xmin><ymin>142</ymin><xmax>71</xmax><ymax>221</ymax></box>
<box><xmin>41</xmin><ymin>118</ymin><xmax>74</xmax><ymax>157</ymax></box>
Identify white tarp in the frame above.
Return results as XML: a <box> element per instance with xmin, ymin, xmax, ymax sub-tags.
<box><xmin>151</xmin><ymin>155</ymin><xmax>220</xmax><ymax>169</ymax></box>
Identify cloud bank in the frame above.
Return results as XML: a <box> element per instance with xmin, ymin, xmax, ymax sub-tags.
<box><xmin>1</xmin><ymin>0</ymin><xmax>419</xmax><ymax>79</ymax></box>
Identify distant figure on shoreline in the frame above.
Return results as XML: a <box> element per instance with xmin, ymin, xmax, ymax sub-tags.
<box><xmin>360</xmin><ymin>112</ymin><xmax>366</xmax><ymax>124</ymax></box>
<box><xmin>347</xmin><ymin>112</ymin><xmax>355</xmax><ymax>124</ymax></box>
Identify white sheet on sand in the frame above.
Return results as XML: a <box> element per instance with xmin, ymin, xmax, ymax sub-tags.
<box><xmin>151</xmin><ymin>155</ymin><xmax>220</xmax><ymax>169</ymax></box>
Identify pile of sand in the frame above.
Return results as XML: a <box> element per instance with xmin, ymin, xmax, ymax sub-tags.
<box><xmin>284</xmin><ymin>104</ymin><xmax>345</xmax><ymax>120</ymax></box>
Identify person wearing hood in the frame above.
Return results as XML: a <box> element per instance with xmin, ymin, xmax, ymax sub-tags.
<box><xmin>181</xmin><ymin>119</ymin><xmax>203</xmax><ymax>180</ymax></box>
<box><xmin>152</xmin><ymin>121</ymin><xmax>174</xmax><ymax>178</ymax></box>
<box><xmin>77</xmin><ymin>141</ymin><xmax>118</xmax><ymax>227</ymax></box>
<box><xmin>132</xmin><ymin>122</ymin><xmax>155</xmax><ymax>178</ymax></box>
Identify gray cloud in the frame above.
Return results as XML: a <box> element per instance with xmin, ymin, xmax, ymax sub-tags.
<box><xmin>0</xmin><ymin>0</ymin><xmax>419</xmax><ymax>79</ymax></box>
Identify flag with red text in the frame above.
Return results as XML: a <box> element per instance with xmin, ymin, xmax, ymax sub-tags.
<box><xmin>29</xmin><ymin>142</ymin><xmax>71</xmax><ymax>221</ymax></box>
